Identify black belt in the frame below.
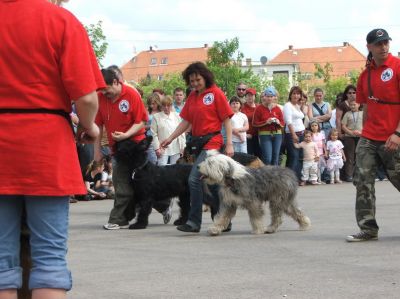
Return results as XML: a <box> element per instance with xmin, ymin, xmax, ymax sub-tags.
<box><xmin>0</xmin><ymin>108</ymin><xmax>74</xmax><ymax>135</ymax></box>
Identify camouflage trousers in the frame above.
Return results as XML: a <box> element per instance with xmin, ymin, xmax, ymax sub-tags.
<box><xmin>353</xmin><ymin>137</ymin><xmax>400</xmax><ymax>236</ymax></box>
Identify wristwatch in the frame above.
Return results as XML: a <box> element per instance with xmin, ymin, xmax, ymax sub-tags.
<box><xmin>394</xmin><ymin>131</ymin><xmax>400</xmax><ymax>137</ymax></box>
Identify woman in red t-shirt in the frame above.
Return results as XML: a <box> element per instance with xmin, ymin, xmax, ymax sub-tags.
<box><xmin>241</xmin><ymin>88</ymin><xmax>262</xmax><ymax>158</ymax></box>
<box><xmin>0</xmin><ymin>0</ymin><xmax>104</xmax><ymax>297</ymax></box>
<box><xmin>160</xmin><ymin>62</ymin><xmax>233</xmax><ymax>233</ymax></box>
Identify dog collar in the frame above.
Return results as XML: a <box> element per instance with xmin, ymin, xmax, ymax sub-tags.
<box><xmin>131</xmin><ymin>160</ymin><xmax>149</xmax><ymax>179</ymax></box>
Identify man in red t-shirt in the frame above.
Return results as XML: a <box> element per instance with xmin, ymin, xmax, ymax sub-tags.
<box><xmin>94</xmin><ymin>69</ymin><xmax>149</xmax><ymax>230</ymax></box>
<box><xmin>346</xmin><ymin>28</ymin><xmax>400</xmax><ymax>242</ymax></box>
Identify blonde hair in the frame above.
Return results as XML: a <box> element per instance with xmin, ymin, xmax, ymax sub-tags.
<box><xmin>48</xmin><ymin>0</ymin><xmax>69</xmax><ymax>6</ymax></box>
<box><xmin>86</xmin><ymin>160</ymin><xmax>104</xmax><ymax>175</ymax></box>
<box><xmin>161</xmin><ymin>95</ymin><xmax>173</xmax><ymax>106</ymax></box>
<box><xmin>147</xmin><ymin>93</ymin><xmax>162</xmax><ymax>112</ymax></box>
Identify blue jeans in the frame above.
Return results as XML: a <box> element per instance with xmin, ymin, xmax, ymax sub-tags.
<box><xmin>259</xmin><ymin>134</ymin><xmax>283</xmax><ymax>165</ymax></box>
<box><xmin>0</xmin><ymin>196</ymin><xmax>71</xmax><ymax>290</ymax></box>
<box><xmin>187</xmin><ymin>150</ymin><xmax>219</xmax><ymax>229</ymax></box>
<box><xmin>233</xmin><ymin>141</ymin><xmax>247</xmax><ymax>153</ymax></box>
<box><xmin>285</xmin><ymin>133</ymin><xmax>304</xmax><ymax>180</ymax></box>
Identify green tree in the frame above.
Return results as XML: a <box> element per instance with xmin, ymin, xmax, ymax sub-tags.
<box><xmin>84</xmin><ymin>20</ymin><xmax>108</xmax><ymax>67</ymax></box>
<box><xmin>139</xmin><ymin>72</ymin><xmax>186</xmax><ymax>99</ymax></box>
<box><xmin>271</xmin><ymin>74</ymin><xmax>290</xmax><ymax>105</ymax></box>
<box><xmin>207</xmin><ymin>37</ymin><xmax>262</xmax><ymax>98</ymax></box>
<box><xmin>314</xmin><ymin>63</ymin><xmax>333</xmax><ymax>83</ymax></box>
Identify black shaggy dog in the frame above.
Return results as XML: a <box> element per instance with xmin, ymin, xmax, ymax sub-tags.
<box><xmin>114</xmin><ymin>136</ymin><xmax>192</xmax><ymax>229</ymax></box>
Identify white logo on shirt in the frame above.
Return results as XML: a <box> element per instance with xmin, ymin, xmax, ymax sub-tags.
<box><xmin>203</xmin><ymin>93</ymin><xmax>214</xmax><ymax>105</ymax></box>
<box><xmin>381</xmin><ymin>68</ymin><xmax>393</xmax><ymax>82</ymax></box>
<box><xmin>119</xmin><ymin>100</ymin><xmax>130</xmax><ymax>112</ymax></box>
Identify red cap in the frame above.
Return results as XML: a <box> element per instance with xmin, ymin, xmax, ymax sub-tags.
<box><xmin>246</xmin><ymin>88</ymin><xmax>256</xmax><ymax>95</ymax></box>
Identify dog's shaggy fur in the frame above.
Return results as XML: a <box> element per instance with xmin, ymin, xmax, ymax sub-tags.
<box><xmin>115</xmin><ymin>137</ymin><xmax>192</xmax><ymax>229</ymax></box>
<box><xmin>198</xmin><ymin>152</ymin><xmax>311</xmax><ymax>235</ymax></box>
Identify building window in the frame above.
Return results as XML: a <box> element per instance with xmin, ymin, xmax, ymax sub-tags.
<box><xmin>157</xmin><ymin>74</ymin><xmax>163</xmax><ymax>81</ymax></box>
<box><xmin>160</xmin><ymin>57</ymin><xmax>168</xmax><ymax>65</ymax></box>
<box><xmin>150</xmin><ymin>57</ymin><xmax>157</xmax><ymax>65</ymax></box>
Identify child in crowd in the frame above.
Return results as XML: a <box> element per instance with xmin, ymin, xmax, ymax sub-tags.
<box><xmin>341</xmin><ymin>100</ymin><xmax>363</xmax><ymax>182</ymax></box>
<box><xmin>101</xmin><ymin>155</ymin><xmax>114</xmax><ymax>198</ymax></box>
<box><xmin>84</xmin><ymin>160</ymin><xmax>109</xmax><ymax>200</ymax></box>
<box><xmin>230</xmin><ymin>96</ymin><xmax>249</xmax><ymax>153</ymax></box>
<box><xmin>310</xmin><ymin>120</ymin><xmax>327</xmax><ymax>183</ymax></box>
<box><xmin>294</xmin><ymin>130</ymin><xmax>319</xmax><ymax>186</ymax></box>
<box><xmin>325</xmin><ymin>128</ymin><xmax>346</xmax><ymax>184</ymax></box>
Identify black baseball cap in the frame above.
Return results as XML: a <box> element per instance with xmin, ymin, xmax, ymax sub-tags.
<box><xmin>366</xmin><ymin>28</ymin><xmax>392</xmax><ymax>44</ymax></box>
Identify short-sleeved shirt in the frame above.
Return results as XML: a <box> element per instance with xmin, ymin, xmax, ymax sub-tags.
<box><xmin>342</xmin><ymin>111</ymin><xmax>363</xmax><ymax>136</ymax></box>
<box><xmin>0</xmin><ymin>0</ymin><xmax>105</xmax><ymax>195</ymax></box>
<box><xmin>326</xmin><ymin>140</ymin><xmax>344</xmax><ymax>160</ymax></box>
<box><xmin>180</xmin><ymin>85</ymin><xmax>233</xmax><ymax>150</ymax></box>
<box><xmin>356</xmin><ymin>53</ymin><xmax>400</xmax><ymax>141</ymax></box>
<box><xmin>231</xmin><ymin>112</ymin><xmax>248</xmax><ymax>143</ymax></box>
<box><xmin>241</xmin><ymin>103</ymin><xmax>258</xmax><ymax>136</ymax></box>
<box><xmin>96</xmin><ymin>84</ymin><xmax>148</xmax><ymax>151</ymax></box>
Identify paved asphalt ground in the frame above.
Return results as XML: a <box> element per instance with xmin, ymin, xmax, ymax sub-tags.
<box><xmin>67</xmin><ymin>181</ymin><xmax>400</xmax><ymax>299</ymax></box>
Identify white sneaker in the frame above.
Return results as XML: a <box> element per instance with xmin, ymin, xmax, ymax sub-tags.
<box><xmin>103</xmin><ymin>223</ymin><xmax>129</xmax><ymax>230</ymax></box>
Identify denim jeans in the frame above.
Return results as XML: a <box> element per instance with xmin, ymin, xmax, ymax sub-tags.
<box><xmin>0</xmin><ymin>196</ymin><xmax>71</xmax><ymax>290</ymax></box>
<box><xmin>246</xmin><ymin>135</ymin><xmax>261</xmax><ymax>158</ymax></box>
<box><xmin>187</xmin><ymin>150</ymin><xmax>219</xmax><ymax>229</ymax></box>
<box><xmin>285</xmin><ymin>133</ymin><xmax>304</xmax><ymax>180</ymax></box>
<box><xmin>259</xmin><ymin>134</ymin><xmax>283</xmax><ymax>165</ymax></box>
<box><xmin>232</xmin><ymin>141</ymin><xmax>247</xmax><ymax>153</ymax></box>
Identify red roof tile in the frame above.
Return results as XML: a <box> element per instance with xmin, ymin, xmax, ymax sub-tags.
<box><xmin>121</xmin><ymin>46</ymin><xmax>209</xmax><ymax>83</ymax></box>
<box><xmin>268</xmin><ymin>44</ymin><xmax>366</xmax><ymax>77</ymax></box>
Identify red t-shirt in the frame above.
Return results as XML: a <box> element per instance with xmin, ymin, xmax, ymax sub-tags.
<box><xmin>0</xmin><ymin>0</ymin><xmax>105</xmax><ymax>195</ymax></box>
<box><xmin>95</xmin><ymin>84</ymin><xmax>148</xmax><ymax>151</ymax></box>
<box><xmin>253</xmin><ymin>104</ymin><xmax>285</xmax><ymax>132</ymax></box>
<box><xmin>241</xmin><ymin>103</ymin><xmax>258</xmax><ymax>136</ymax></box>
<box><xmin>357</xmin><ymin>53</ymin><xmax>400</xmax><ymax>141</ymax></box>
<box><xmin>180</xmin><ymin>85</ymin><xmax>233</xmax><ymax>150</ymax></box>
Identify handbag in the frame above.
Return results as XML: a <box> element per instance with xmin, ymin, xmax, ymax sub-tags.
<box><xmin>186</xmin><ymin>131</ymin><xmax>220</xmax><ymax>156</ymax></box>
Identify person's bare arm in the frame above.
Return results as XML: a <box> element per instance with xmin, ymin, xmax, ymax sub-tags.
<box><xmin>74</xmin><ymin>91</ymin><xmax>99</xmax><ymax>143</ymax></box>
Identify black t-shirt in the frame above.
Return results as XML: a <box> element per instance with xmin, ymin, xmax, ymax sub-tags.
<box><xmin>84</xmin><ymin>172</ymin><xmax>102</xmax><ymax>188</ymax></box>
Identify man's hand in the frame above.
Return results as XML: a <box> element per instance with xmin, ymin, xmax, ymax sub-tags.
<box><xmin>385</xmin><ymin>134</ymin><xmax>400</xmax><ymax>152</ymax></box>
<box><xmin>111</xmin><ymin>131</ymin><xmax>127</xmax><ymax>142</ymax></box>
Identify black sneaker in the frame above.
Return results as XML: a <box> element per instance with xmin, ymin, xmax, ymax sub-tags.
<box><xmin>177</xmin><ymin>224</ymin><xmax>200</xmax><ymax>233</ymax></box>
<box><xmin>346</xmin><ymin>231</ymin><xmax>378</xmax><ymax>242</ymax></box>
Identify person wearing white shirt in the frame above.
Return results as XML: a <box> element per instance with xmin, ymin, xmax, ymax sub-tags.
<box><xmin>283</xmin><ymin>86</ymin><xmax>306</xmax><ymax>181</ymax></box>
<box><xmin>151</xmin><ymin>96</ymin><xmax>186</xmax><ymax>165</ymax></box>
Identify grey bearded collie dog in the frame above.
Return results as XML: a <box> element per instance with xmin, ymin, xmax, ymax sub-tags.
<box><xmin>198</xmin><ymin>151</ymin><xmax>311</xmax><ymax>235</ymax></box>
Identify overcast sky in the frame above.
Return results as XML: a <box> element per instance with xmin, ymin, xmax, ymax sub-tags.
<box><xmin>64</xmin><ymin>0</ymin><xmax>400</xmax><ymax>67</ymax></box>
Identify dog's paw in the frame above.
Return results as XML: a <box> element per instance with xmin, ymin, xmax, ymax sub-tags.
<box><xmin>208</xmin><ymin>226</ymin><xmax>222</xmax><ymax>236</ymax></box>
<box><xmin>129</xmin><ymin>222</ymin><xmax>148</xmax><ymax>230</ymax></box>
<box><xmin>264</xmin><ymin>226</ymin><xmax>276</xmax><ymax>234</ymax></box>
<box><xmin>299</xmin><ymin>216</ymin><xmax>311</xmax><ymax>230</ymax></box>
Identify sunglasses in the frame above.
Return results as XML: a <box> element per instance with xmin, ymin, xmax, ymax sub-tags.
<box><xmin>237</xmin><ymin>88</ymin><xmax>246</xmax><ymax>91</ymax></box>
<box><xmin>347</xmin><ymin>91</ymin><xmax>356</xmax><ymax>94</ymax></box>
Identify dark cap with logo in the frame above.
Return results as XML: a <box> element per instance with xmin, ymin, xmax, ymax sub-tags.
<box><xmin>366</xmin><ymin>28</ymin><xmax>392</xmax><ymax>44</ymax></box>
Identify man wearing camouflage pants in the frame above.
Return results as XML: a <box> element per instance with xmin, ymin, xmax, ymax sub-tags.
<box><xmin>346</xmin><ymin>28</ymin><xmax>400</xmax><ymax>242</ymax></box>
